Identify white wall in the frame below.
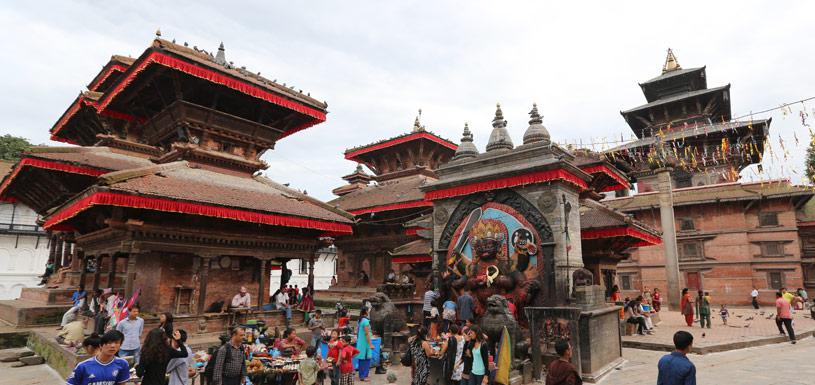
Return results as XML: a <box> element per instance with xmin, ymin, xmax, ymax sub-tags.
<box><xmin>269</xmin><ymin>256</ymin><xmax>337</xmax><ymax>292</ymax></box>
<box><xmin>0</xmin><ymin>202</ymin><xmax>49</xmax><ymax>300</ymax></box>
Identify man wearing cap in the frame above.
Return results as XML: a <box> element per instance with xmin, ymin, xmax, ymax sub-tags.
<box><xmin>230</xmin><ymin>286</ymin><xmax>251</xmax><ymax>309</ymax></box>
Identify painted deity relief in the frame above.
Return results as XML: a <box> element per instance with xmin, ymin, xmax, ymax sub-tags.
<box><xmin>446</xmin><ymin>202</ymin><xmax>542</xmax><ymax>318</ymax></box>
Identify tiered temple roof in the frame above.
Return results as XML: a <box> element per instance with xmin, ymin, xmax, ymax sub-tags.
<box><xmin>610</xmin><ymin>49</ymin><xmax>770</xmax><ymax>183</ymax></box>
<box><xmin>1</xmin><ymin>35</ymin><xmax>353</xmax><ymax>235</ymax></box>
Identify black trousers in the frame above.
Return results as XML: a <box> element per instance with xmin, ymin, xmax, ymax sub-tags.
<box><xmin>627</xmin><ymin>317</ymin><xmax>647</xmax><ymax>334</ymax></box>
<box><xmin>776</xmin><ymin>317</ymin><xmax>796</xmax><ymax>341</ymax></box>
<box><xmin>752</xmin><ymin>297</ymin><xmax>759</xmax><ymax>309</ymax></box>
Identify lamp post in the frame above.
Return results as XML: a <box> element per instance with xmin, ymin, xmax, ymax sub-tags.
<box><xmin>562</xmin><ymin>194</ymin><xmax>572</xmax><ymax>302</ymax></box>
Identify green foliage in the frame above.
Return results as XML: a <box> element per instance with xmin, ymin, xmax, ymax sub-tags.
<box><xmin>0</xmin><ymin>134</ymin><xmax>32</xmax><ymax>161</ymax></box>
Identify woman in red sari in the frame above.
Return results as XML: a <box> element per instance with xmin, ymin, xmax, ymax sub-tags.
<box><xmin>652</xmin><ymin>288</ymin><xmax>661</xmax><ymax>312</ymax></box>
<box><xmin>300</xmin><ymin>286</ymin><xmax>316</xmax><ymax>313</ymax></box>
<box><xmin>680</xmin><ymin>288</ymin><xmax>694</xmax><ymax>326</ymax></box>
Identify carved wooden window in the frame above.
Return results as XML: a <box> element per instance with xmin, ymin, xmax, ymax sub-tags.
<box><xmin>679</xmin><ymin>218</ymin><xmax>695</xmax><ymax>232</ymax></box>
<box><xmin>759</xmin><ymin>212</ymin><xmax>779</xmax><ymax>227</ymax></box>
<box><xmin>620</xmin><ymin>274</ymin><xmax>632</xmax><ymax>290</ymax></box>
<box><xmin>679</xmin><ymin>241</ymin><xmax>703</xmax><ymax>261</ymax></box>
<box><xmin>768</xmin><ymin>271</ymin><xmax>784</xmax><ymax>290</ymax></box>
<box><xmin>761</xmin><ymin>242</ymin><xmax>785</xmax><ymax>257</ymax></box>
<box><xmin>299</xmin><ymin>259</ymin><xmax>308</xmax><ymax>274</ymax></box>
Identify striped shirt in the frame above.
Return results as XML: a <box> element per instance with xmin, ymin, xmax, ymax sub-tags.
<box><xmin>423</xmin><ymin>290</ymin><xmax>439</xmax><ymax>312</ymax></box>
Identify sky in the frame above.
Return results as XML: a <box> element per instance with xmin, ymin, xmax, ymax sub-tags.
<box><xmin>2</xmin><ymin>1</ymin><xmax>814</xmax><ymax>201</ymax></box>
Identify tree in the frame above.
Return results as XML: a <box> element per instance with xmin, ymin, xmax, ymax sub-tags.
<box><xmin>0</xmin><ymin>134</ymin><xmax>32</xmax><ymax>161</ymax></box>
<box><xmin>808</xmin><ymin>135</ymin><xmax>815</xmax><ymax>184</ymax></box>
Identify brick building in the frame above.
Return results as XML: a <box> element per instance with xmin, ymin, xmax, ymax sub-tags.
<box><xmin>607</xmin><ymin>180</ymin><xmax>812</xmax><ymax>306</ymax></box>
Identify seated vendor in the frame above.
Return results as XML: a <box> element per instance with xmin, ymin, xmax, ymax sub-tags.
<box><xmin>230</xmin><ymin>286</ymin><xmax>252</xmax><ymax>310</ymax></box>
<box><xmin>275</xmin><ymin>328</ymin><xmax>306</xmax><ymax>356</ymax></box>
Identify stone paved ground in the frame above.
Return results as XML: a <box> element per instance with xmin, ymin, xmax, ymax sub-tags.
<box><xmin>623</xmin><ymin>306</ymin><xmax>815</xmax><ymax>347</ymax></box>
<box><xmin>601</xmin><ymin>336</ymin><xmax>815</xmax><ymax>385</ymax></box>
<box><xmin>0</xmin><ymin>348</ymin><xmax>63</xmax><ymax>385</ymax></box>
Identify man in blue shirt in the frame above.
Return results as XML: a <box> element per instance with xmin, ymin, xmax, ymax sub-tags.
<box><xmin>67</xmin><ymin>330</ymin><xmax>131</xmax><ymax>385</ymax></box>
<box><xmin>116</xmin><ymin>304</ymin><xmax>144</xmax><ymax>365</ymax></box>
<box><xmin>60</xmin><ymin>285</ymin><xmax>87</xmax><ymax>329</ymax></box>
<box><xmin>657</xmin><ymin>331</ymin><xmax>696</xmax><ymax>385</ymax></box>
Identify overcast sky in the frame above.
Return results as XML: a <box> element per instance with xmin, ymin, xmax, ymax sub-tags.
<box><xmin>2</xmin><ymin>1</ymin><xmax>814</xmax><ymax>200</ymax></box>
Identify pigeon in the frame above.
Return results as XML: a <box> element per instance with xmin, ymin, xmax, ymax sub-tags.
<box><xmin>766</xmin><ymin>313</ymin><xmax>774</xmax><ymax>319</ymax></box>
<box><xmin>745</xmin><ymin>316</ymin><xmax>754</xmax><ymax>321</ymax></box>
<box><xmin>736</xmin><ymin>315</ymin><xmax>743</xmax><ymax>318</ymax></box>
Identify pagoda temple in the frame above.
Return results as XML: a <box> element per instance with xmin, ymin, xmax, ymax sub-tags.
<box><xmin>611</xmin><ymin>49</ymin><xmax>770</xmax><ymax>190</ymax></box>
<box><xmin>328</xmin><ymin>113</ymin><xmax>457</xmax><ymax>298</ymax></box>
<box><xmin>0</xmin><ymin>34</ymin><xmax>354</xmax><ymax>331</ymax></box>
<box><xmin>605</xmin><ymin>50</ymin><xmax>813</xmax><ymax>306</ymax></box>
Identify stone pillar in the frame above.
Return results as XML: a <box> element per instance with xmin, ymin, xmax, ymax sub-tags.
<box><xmin>62</xmin><ymin>241</ymin><xmax>73</xmax><ymax>267</ymax></box>
<box><xmin>54</xmin><ymin>237</ymin><xmax>64</xmax><ymax>269</ymax></box>
<box><xmin>197</xmin><ymin>256</ymin><xmax>212</xmax><ymax>314</ymax></box>
<box><xmin>92</xmin><ymin>255</ymin><xmax>105</xmax><ymax>292</ymax></box>
<box><xmin>48</xmin><ymin>234</ymin><xmax>58</xmax><ymax>264</ymax></box>
<box><xmin>77</xmin><ymin>249</ymin><xmax>88</xmax><ymax>288</ymax></box>
<box><xmin>257</xmin><ymin>259</ymin><xmax>267</xmax><ymax>308</ymax></box>
<box><xmin>656</xmin><ymin>168</ymin><xmax>681</xmax><ymax>310</ymax></box>
<box><xmin>107</xmin><ymin>254</ymin><xmax>118</xmax><ymax>289</ymax></box>
<box><xmin>307</xmin><ymin>254</ymin><xmax>316</xmax><ymax>292</ymax></box>
<box><xmin>124</xmin><ymin>254</ymin><xmax>138</xmax><ymax>298</ymax></box>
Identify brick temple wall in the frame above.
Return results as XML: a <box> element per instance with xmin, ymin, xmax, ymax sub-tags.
<box><xmin>131</xmin><ymin>253</ymin><xmax>266</xmax><ymax>314</ymax></box>
<box><xmin>616</xmin><ymin>198</ymin><xmax>804</xmax><ymax>307</ymax></box>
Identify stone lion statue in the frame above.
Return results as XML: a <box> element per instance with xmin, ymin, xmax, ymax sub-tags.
<box><xmin>479</xmin><ymin>294</ymin><xmax>525</xmax><ymax>365</ymax></box>
<box><xmin>366</xmin><ymin>292</ymin><xmax>406</xmax><ymax>347</ymax></box>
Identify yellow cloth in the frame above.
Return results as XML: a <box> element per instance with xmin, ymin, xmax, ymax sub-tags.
<box><xmin>783</xmin><ymin>292</ymin><xmax>795</xmax><ymax>303</ymax></box>
<box><xmin>495</xmin><ymin>326</ymin><xmax>511</xmax><ymax>385</ymax></box>
<box><xmin>59</xmin><ymin>320</ymin><xmax>85</xmax><ymax>344</ymax></box>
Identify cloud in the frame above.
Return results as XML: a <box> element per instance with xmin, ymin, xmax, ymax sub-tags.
<box><xmin>1</xmin><ymin>1</ymin><xmax>813</xmax><ymax>200</ymax></box>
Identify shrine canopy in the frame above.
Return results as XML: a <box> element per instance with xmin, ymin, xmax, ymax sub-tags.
<box><xmin>343</xmin><ymin>117</ymin><xmax>457</xmax><ymax>180</ymax></box>
<box><xmin>572</xmin><ymin>149</ymin><xmax>632</xmax><ymax>193</ymax></box>
<box><xmin>580</xmin><ymin>199</ymin><xmax>661</xmax><ymax>257</ymax></box>
<box><xmin>41</xmin><ymin>161</ymin><xmax>354</xmax><ymax>234</ymax></box>
<box><xmin>0</xmin><ymin>147</ymin><xmax>153</xmax><ymax>213</ymax></box>
<box><xmin>389</xmin><ymin>238</ymin><xmax>432</xmax><ymax>264</ymax></box>
<box><xmin>332</xmin><ymin>115</ymin><xmax>455</xmax><ymax>217</ymax></box>
<box><xmin>51</xmin><ymin>38</ymin><xmax>328</xmax><ymax>154</ymax></box>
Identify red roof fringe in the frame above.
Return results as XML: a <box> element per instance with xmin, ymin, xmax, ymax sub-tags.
<box><xmin>580</xmin><ymin>164</ymin><xmax>632</xmax><ymax>191</ymax></box>
<box><xmin>43</xmin><ymin>191</ymin><xmax>353</xmax><ymax>234</ymax></box>
<box><xmin>424</xmin><ymin>169</ymin><xmax>589</xmax><ymax>201</ymax></box>
<box><xmin>97</xmin><ymin>51</ymin><xmax>326</xmax><ymax>127</ymax></box>
<box><xmin>392</xmin><ymin>255</ymin><xmax>432</xmax><ymax>264</ymax></box>
<box><xmin>581</xmin><ymin>226</ymin><xmax>662</xmax><ymax>246</ymax></box>
<box><xmin>88</xmin><ymin>64</ymin><xmax>129</xmax><ymax>91</ymax></box>
<box><xmin>348</xmin><ymin>200</ymin><xmax>433</xmax><ymax>215</ymax></box>
<box><xmin>345</xmin><ymin>132</ymin><xmax>457</xmax><ymax>161</ymax></box>
<box><xmin>0</xmin><ymin>158</ymin><xmax>107</xmax><ymax>199</ymax></box>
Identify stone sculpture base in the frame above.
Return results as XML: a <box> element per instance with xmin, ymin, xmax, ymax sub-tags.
<box><xmin>577</xmin><ymin>305</ymin><xmax>623</xmax><ymax>382</ymax></box>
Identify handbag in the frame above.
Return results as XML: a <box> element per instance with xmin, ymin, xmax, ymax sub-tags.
<box><xmin>400</xmin><ymin>341</ymin><xmax>413</xmax><ymax>366</ymax></box>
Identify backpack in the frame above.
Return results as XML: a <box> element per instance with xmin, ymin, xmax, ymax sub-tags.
<box><xmin>204</xmin><ymin>344</ymin><xmax>230</xmax><ymax>381</ymax></box>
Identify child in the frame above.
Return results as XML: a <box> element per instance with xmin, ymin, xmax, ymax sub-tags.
<box><xmin>337</xmin><ymin>335</ymin><xmax>359</xmax><ymax>385</ymax></box>
<box><xmin>720</xmin><ymin>304</ymin><xmax>729</xmax><ymax>325</ymax></box>
<box><xmin>299</xmin><ymin>345</ymin><xmax>320</xmax><ymax>385</ymax></box>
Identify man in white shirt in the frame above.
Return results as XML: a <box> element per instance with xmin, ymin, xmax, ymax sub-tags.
<box><xmin>230</xmin><ymin>286</ymin><xmax>251</xmax><ymax>309</ymax></box>
<box><xmin>751</xmin><ymin>287</ymin><xmax>760</xmax><ymax>309</ymax></box>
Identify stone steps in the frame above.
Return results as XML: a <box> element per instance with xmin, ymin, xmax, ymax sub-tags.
<box><xmin>0</xmin><ymin>299</ymin><xmax>71</xmax><ymax>327</ymax></box>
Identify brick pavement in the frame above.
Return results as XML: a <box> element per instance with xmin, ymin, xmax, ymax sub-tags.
<box><xmin>601</xmin><ymin>336</ymin><xmax>815</xmax><ymax>385</ymax></box>
<box><xmin>622</xmin><ymin>306</ymin><xmax>815</xmax><ymax>349</ymax></box>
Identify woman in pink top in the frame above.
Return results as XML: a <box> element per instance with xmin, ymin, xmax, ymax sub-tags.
<box><xmin>775</xmin><ymin>291</ymin><xmax>796</xmax><ymax>343</ymax></box>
